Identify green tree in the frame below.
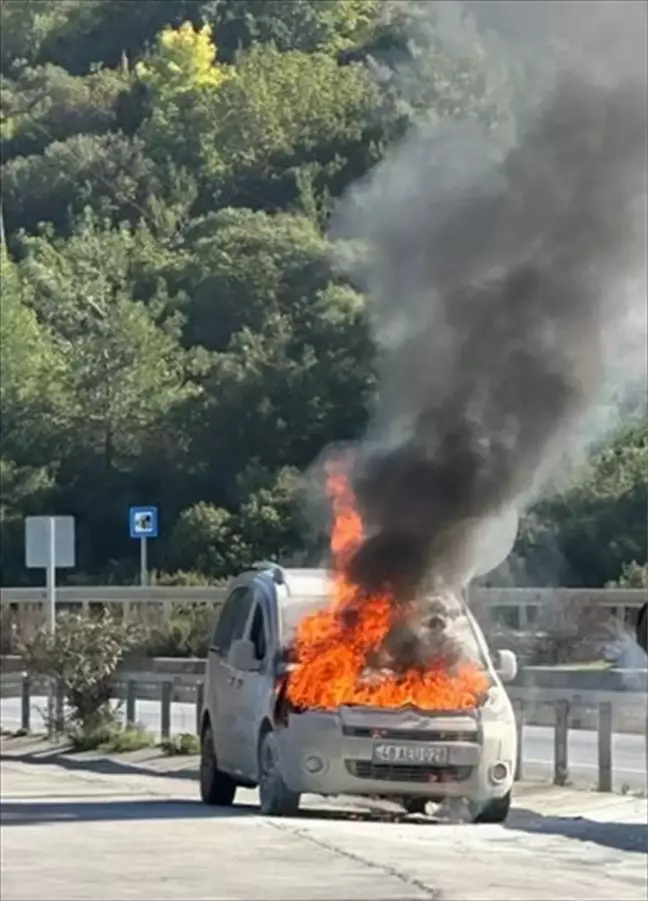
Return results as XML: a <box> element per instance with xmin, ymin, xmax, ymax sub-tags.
<box><xmin>39</xmin><ymin>0</ymin><xmax>206</xmax><ymax>75</ymax></box>
<box><xmin>167</xmin><ymin>501</ymin><xmax>248</xmax><ymax>577</ymax></box>
<box><xmin>167</xmin><ymin>208</ymin><xmax>374</xmax><ymax>491</ymax></box>
<box><xmin>0</xmin><ymin>458</ymin><xmax>57</xmax><ymax>584</ymax></box>
<box><xmin>202</xmin><ymin>42</ymin><xmax>390</xmax><ymax>215</ymax></box>
<box><xmin>0</xmin><ymin>0</ymin><xmax>83</xmax><ymax>74</ymax></box>
<box><xmin>0</xmin><ymin>247</ymin><xmax>67</xmax><ymax>460</ymax></box>
<box><xmin>18</xmin><ymin>214</ymin><xmax>196</xmax><ymax>472</ymax></box>
<box><xmin>236</xmin><ymin>465</ymin><xmax>305</xmax><ymax>566</ymax></box>
<box><xmin>606</xmin><ymin>561</ymin><xmax>648</xmax><ymax>589</ymax></box>
<box><xmin>2</xmin><ymin>132</ymin><xmax>196</xmax><ymax>236</ymax></box>
<box><xmin>136</xmin><ymin>26</ymin><xmax>391</xmax><ymax>218</ymax></box>
<box><xmin>1</xmin><ymin>63</ymin><xmax>127</xmax><ymax>161</ymax></box>
<box><xmin>511</xmin><ymin>423</ymin><xmax>648</xmax><ymax>587</ymax></box>
<box><xmin>135</xmin><ymin>21</ymin><xmax>232</xmax><ymax>175</ymax></box>
<box><xmin>9</xmin><ymin>215</ymin><xmax>200</xmax><ymax>576</ymax></box>
<box><xmin>201</xmin><ymin>0</ymin><xmax>381</xmax><ymax>63</ymax></box>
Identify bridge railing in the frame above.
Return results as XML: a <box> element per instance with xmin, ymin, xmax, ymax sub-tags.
<box><xmin>1</xmin><ymin>585</ymin><xmax>644</xmax><ymax>633</ymax></box>
<box><xmin>1</xmin><ymin>670</ymin><xmax>645</xmax><ymax>794</ymax></box>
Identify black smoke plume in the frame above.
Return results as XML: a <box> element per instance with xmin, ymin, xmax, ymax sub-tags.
<box><xmin>330</xmin><ymin>2</ymin><xmax>647</xmax><ymax>619</ymax></box>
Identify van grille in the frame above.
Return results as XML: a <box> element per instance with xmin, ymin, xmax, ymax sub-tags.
<box><xmin>342</xmin><ymin>726</ymin><xmax>479</xmax><ymax>744</ymax></box>
<box><xmin>346</xmin><ymin>761</ymin><xmax>473</xmax><ymax>783</ymax></box>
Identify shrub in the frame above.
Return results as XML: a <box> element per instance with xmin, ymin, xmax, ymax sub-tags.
<box><xmin>67</xmin><ymin>710</ymin><xmax>155</xmax><ymax>752</ymax></box>
<box><xmin>132</xmin><ymin>602</ymin><xmax>219</xmax><ymax>658</ymax></box>
<box><xmin>160</xmin><ymin>732</ymin><xmax>200</xmax><ymax>756</ymax></box>
<box><xmin>19</xmin><ymin>609</ymin><xmax>141</xmax><ymax>732</ymax></box>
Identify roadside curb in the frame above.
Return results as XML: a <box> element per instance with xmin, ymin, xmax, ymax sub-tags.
<box><xmin>0</xmin><ymin>734</ymin><xmax>198</xmax><ymax>780</ymax></box>
<box><xmin>2</xmin><ymin>734</ymin><xmax>645</xmax><ymax>823</ymax></box>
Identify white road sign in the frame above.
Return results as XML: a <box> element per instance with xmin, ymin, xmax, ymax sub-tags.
<box><xmin>25</xmin><ymin>516</ymin><xmax>76</xmax><ymax>569</ymax></box>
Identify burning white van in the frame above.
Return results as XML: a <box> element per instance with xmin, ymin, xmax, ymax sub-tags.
<box><xmin>199</xmin><ymin>564</ymin><xmax>518</xmax><ymax>823</ymax></box>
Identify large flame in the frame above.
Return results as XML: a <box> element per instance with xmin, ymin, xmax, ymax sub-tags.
<box><xmin>285</xmin><ymin>465</ymin><xmax>489</xmax><ymax>712</ymax></box>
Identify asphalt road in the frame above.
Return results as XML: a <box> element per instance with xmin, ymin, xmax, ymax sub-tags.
<box><xmin>2</xmin><ymin>695</ymin><xmax>646</xmax><ymax>790</ymax></box>
<box><xmin>1</xmin><ymin>756</ymin><xmax>646</xmax><ymax>901</ymax></box>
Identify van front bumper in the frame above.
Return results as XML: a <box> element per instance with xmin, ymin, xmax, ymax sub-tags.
<box><xmin>276</xmin><ymin>708</ymin><xmax>514</xmax><ymax>804</ymax></box>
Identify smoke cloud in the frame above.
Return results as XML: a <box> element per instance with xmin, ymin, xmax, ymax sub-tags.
<box><xmin>329</xmin><ymin>1</ymin><xmax>647</xmax><ymax>619</ymax></box>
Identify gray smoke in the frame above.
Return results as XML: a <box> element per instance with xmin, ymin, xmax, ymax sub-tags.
<box><xmin>329</xmin><ymin>1</ymin><xmax>647</xmax><ymax>619</ymax></box>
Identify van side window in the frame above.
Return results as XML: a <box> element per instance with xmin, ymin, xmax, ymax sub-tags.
<box><xmin>211</xmin><ymin>587</ymin><xmax>253</xmax><ymax>656</ymax></box>
<box><xmin>249</xmin><ymin>603</ymin><xmax>267</xmax><ymax>662</ymax></box>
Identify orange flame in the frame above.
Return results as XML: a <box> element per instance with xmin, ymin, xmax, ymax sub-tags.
<box><xmin>285</xmin><ymin>464</ymin><xmax>489</xmax><ymax>712</ymax></box>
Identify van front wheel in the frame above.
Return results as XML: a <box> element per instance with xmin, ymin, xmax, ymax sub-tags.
<box><xmin>470</xmin><ymin>790</ymin><xmax>512</xmax><ymax>824</ymax></box>
<box><xmin>200</xmin><ymin>722</ymin><xmax>236</xmax><ymax>806</ymax></box>
<box><xmin>258</xmin><ymin>731</ymin><xmax>300</xmax><ymax>816</ymax></box>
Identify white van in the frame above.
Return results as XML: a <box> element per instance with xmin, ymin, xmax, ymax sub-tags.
<box><xmin>199</xmin><ymin>565</ymin><xmax>518</xmax><ymax>822</ymax></box>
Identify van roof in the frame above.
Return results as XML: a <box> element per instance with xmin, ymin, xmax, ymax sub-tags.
<box><xmin>280</xmin><ymin>567</ymin><xmax>332</xmax><ymax>605</ymax></box>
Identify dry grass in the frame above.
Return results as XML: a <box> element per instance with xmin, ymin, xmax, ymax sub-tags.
<box><xmin>1</xmin><ymin>601</ymin><xmax>223</xmax><ymax>658</ymax></box>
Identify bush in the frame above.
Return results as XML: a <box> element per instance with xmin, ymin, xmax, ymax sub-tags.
<box><xmin>19</xmin><ymin>609</ymin><xmax>141</xmax><ymax>733</ymax></box>
<box><xmin>150</xmin><ymin>569</ymin><xmax>223</xmax><ymax>587</ymax></box>
<box><xmin>479</xmin><ymin>594</ymin><xmax>622</xmax><ymax>666</ymax></box>
<box><xmin>4</xmin><ymin>600</ymin><xmax>221</xmax><ymax>660</ymax></box>
<box><xmin>132</xmin><ymin>602</ymin><xmax>219</xmax><ymax>658</ymax></box>
<box><xmin>606</xmin><ymin>561</ymin><xmax>648</xmax><ymax>589</ymax></box>
<box><xmin>67</xmin><ymin>709</ymin><xmax>155</xmax><ymax>752</ymax></box>
<box><xmin>160</xmin><ymin>732</ymin><xmax>200</xmax><ymax>756</ymax></box>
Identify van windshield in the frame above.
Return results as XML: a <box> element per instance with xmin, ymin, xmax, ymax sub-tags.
<box><xmin>280</xmin><ymin>593</ymin><xmax>492</xmax><ymax>674</ymax></box>
<box><xmin>280</xmin><ymin>595</ymin><xmax>330</xmax><ymax>645</ymax></box>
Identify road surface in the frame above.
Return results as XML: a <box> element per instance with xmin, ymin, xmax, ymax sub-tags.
<box><xmin>2</xmin><ymin>695</ymin><xmax>646</xmax><ymax>790</ymax></box>
<box><xmin>1</xmin><ymin>754</ymin><xmax>646</xmax><ymax>900</ymax></box>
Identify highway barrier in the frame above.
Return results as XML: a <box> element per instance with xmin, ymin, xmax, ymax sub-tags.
<box><xmin>1</xmin><ymin>667</ymin><xmax>645</xmax><ymax>794</ymax></box>
<box><xmin>1</xmin><ymin>585</ymin><xmax>645</xmax><ymax>632</ymax></box>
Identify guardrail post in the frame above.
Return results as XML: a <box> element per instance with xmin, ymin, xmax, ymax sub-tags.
<box><xmin>161</xmin><ymin>681</ymin><xmax>172</xmax><ymax>740</ymax></box>
<box><xmin>514</xmin><ymin>699</ymin><xmax>524</xmax><ymax>781</ymax></box>
<box><xmin>21</xmin><ymin>674</ymin><xmax>31</xmax><ymax>731</ymax></box>
<box><xmin>553</xmin><ymin>700</ymin><xmax>569</xmax><ymax>786</ymax></box>
<box><xmin>597</xmin><ymin>701</ymin><xmax>613</xmax><ymax>792</ymax></box>
<box><xmin>195</xmin><ymin>682</ymin><xmax>204</xmax><ymax>736</ymax></box>
<box><xmin>126</xmin><ymin>680</ymin><xmax>136</xmax><ymax>726</ymax></box>
<box><xmin>55</xmin><ymin>681</ymin><xmax>65</xmax><ymax>734</ymax></box>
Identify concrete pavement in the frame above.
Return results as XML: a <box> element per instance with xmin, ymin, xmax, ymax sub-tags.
<box><xmin>1</xmin><ymin>741</ymin><xmax>646</xmax><ymax>901</ymax></box>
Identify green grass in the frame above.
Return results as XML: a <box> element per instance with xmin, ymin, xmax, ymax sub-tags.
<box><xmin>103</xmin><ymin>723</ymin><xmax>156</xmax><ymax>753</ymax></box>
<box><xmin>159</xmin><ymin>732</ymin><xmax>200</xmax><ymax>756</ymax></box>
<box><xmin>69</xmin><ymin>720</ymin><xmax>155</xmax><ymax>752</ymax></box>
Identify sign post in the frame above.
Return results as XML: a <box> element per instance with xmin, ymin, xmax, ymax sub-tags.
<box><xmin>129</xmin><ymin>506</ymin><xmax>159</xmax><ymax>586</ymax></box>
<box><xmin>25</xmin><ymin>515</ymin><xmax>76</xmax><ymax>736</ymax></box>
<box><xmin>46</xmin><ymin>517</ymin><xmax>56</xmax><ymax>635</ymax></box>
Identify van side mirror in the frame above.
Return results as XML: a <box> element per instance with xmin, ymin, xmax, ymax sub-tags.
<box><xmin>228</xmin><ymin>638</ymin><xmax>261</xmax><ymax>672</ymax></box>
<box><xmin>495</xmin><ymin>649</ymin><xmax>518</xmax><ymax>684</ymax></box>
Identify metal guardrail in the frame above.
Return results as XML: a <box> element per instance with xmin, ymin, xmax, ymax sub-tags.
<box><xmin>1</xmin><ymin>586</ymin><xmax>644</xmax><ymax>606</ymax></box>
<box><xmin>2</xmin><ymin>671</ymin><xmax>645</xmax><ymax>794</ymax></box>
<box><xmin>1</xmin><ymin>586</ymin><xmax>644</xmax><ymax>634</ymax></box>
<box><xmin>0</xmin><ymin>586</ymin><xmax>227</xmax><ymax>605</ymax></box>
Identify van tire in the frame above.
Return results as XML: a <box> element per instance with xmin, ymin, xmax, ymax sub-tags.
<box><xmin>258</xmin><ymin>730</ymin><xmax>300</xmax><ymax>816</ymax></box>
<box><xmin>200</xmin><ymin>722</ymin><xmax>236</xmax><ymax>806</ymax></box>
<box><xmin>470</xmin><ymin>790</ymin><xmax>512</xmax><ymax>824</ymax></box>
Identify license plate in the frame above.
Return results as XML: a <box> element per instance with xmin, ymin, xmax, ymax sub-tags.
<box><xmin>372</xmin><ymin>743</ymin><xmax>450</xmax><ymax>765</ymax></box>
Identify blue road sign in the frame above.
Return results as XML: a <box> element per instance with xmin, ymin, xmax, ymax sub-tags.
<box><xmin>129</xmin><ymin>506</ymin><xmax>159</xmax><ymax>540</ymax></box>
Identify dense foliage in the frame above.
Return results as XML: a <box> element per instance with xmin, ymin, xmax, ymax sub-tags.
<box><xmin>1</xmin><ymin>0</ymin><xmax>645</xmax><ymax>586</ymax></box>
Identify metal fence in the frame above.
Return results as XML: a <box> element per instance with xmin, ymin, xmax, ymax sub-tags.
<box><xmin>1</xmin><ymin>585</ymin><xmax>644</xmax><ymax>632</ymax></box>
<box><xmin>2</xmin><ymin>670</ymin><xmax>645</xmax><ymax>795</ymax></box>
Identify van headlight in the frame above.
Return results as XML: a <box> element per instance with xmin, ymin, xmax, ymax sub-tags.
<box><xmin>481</xmin><ymin>686</ymin><xmax>512</xmax><ymax>720</ymax></box>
